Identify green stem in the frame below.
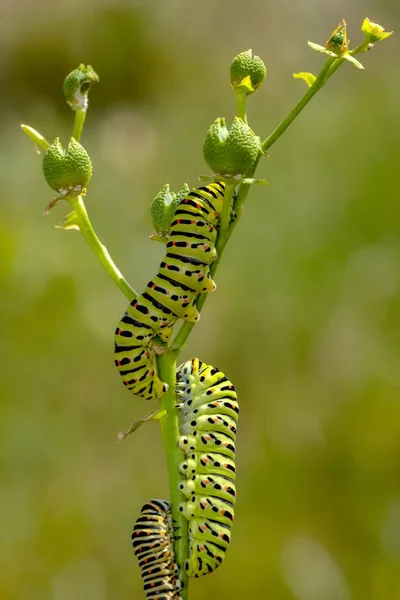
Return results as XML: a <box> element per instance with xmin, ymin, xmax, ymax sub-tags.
<box><xmin>72</xmin><ymin>108</ymin><xmax>87</xmax><ymax>142</ymax></box>
<box><xmin>69</xmin><ymin>195</ymin><xmax>137</xmax><ymax>301</ymax></box>
<box><xmin>261</xmin><ymin>57</ymin><xmax>335</xmax><ymax>152</ymax></box>
<box><xmin>157</xmin><ymin>350</ymin><xmax>189</xmax><ymax>599</ymax></box>
<box><xmin>235</xmin><ymin>91</ymin><xmax>248</xmax><ymax>122</ymax></box>
<box><xmin>171</xmin><ymin>44</ymin><xmax>364</xmax><ymax>352</ymax></box>
<box><xmin>217</xmin><ymin>182</ymin><xmax>236</xmax><ymax>254</ymax></box>
<box><xmin>261</xmin><ymin>41</ymin><xmax>369</xmax><ymax>152</ymax></box>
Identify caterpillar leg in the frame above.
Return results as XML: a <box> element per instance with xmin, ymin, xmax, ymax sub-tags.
<box><xmin>177</xmin><ymin>358</ymin><xmax>238</xmax><ymax>578</ymax></box>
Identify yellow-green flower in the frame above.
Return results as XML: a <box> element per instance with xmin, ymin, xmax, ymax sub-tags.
<box><xmin>362</xmin><ymin>18</ymin><xmax>393</xmax><ymax>43</ymax></box>
<box><xmin>308</xmin><ymin>19</ymin><xmax>364</xmax><ymax>70</ymax></box>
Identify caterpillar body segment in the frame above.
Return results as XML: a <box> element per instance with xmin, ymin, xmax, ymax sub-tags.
<box><xmin>180</xmin><ymin>413</ymin><xmax>237</xmax><ymax>439</ymax></box>
<box><xmin>184</xmin><ymin>518</ymin><xmax>231</xmax><ymax>578</ymax></box>
<box><xmin>180</xmin><ymin>494</ymin><xmax>235</xmax><ymax>527</ymax></box>
<box><xmin>179</xmin><ymin>474</ymin><xmax>236</xmax><ymax>503</ymax></box>
<box><xmin>178</xmin><ymin>432</ymin><xmax>236</xmax><ymax>459</ymax></box>
<box><xmin>180</xmin><ymin>453</ymin><xmax>236</xmax><ymax>478</ymax></box>
<box><xmin>177</xmin><ymin>358</ymin><xmax>238</xmax><ymax>578</ymax></box>
<box><xmin>132</xmin><ymin>499</ymin><xmax>182</xmax><ymax>600</ymax></box>
<box><xmin>114</xmin><ymin>341</ymin><xmax>167</xmax><ymax>400</ymax></box>
<box><xmin>115</xmin><ymin>183</ymin><xmax>226</xmax><ymax>400</ymax></box>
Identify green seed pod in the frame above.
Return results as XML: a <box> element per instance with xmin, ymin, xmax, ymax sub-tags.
<box><xmin>230</xmin><ymin>49</ymin><xmax>266</xmax><ymax>94</ymax></box>
<box><xmin>63</xmin><ymin>64</ymin><xmax>99</xmax><ymax>110</ymax></box>
<box><xmin>151</xmin><ymin>183</ymin><xmax>190</xmax><ymax>238</ymax></box>
<box><xmin>151</xmin><ymin>184</ymin><xmax>176</xmax><ymax>238</ymax></box>
<box><xmin>203</xmin><ymin>117</ymin><xmax>262</xmax><ymax>177</ymax></box>
<box><xmin>42</xmin><ymin>137</ymin><xmax>92</xmax><ymax>196</ymax></box>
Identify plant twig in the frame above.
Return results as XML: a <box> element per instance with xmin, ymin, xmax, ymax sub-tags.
<box><xmin>72</xmin><ymin>108</ymin><xmax>86</xmax><ymax>142</ymax></box>
<box><xmin>156</xmin><ymin>351</ymin><xmax>189</xmax><ymax>599</ymax></box>
<box><xmin>69</xmin><ymin>195</ymin><xmax>137</xmax><ymax>301</ymax></box>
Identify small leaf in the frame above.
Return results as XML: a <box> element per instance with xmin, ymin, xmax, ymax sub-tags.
<box><xmin>117</xmin><ymin>409</ymin><xmax>166</xmax><ymax>441</ymax></box>
<box><xmin>308</xmin><ymin>41</ymin><xmax>328</xmax><ymax>52</ymax></box>
<box><xmin>149</xmin><ymin>234</ymin><xmax>167</xmax><ymax>244</ymax></box>
<box><xmin>55</xmin><ymin>210</ymin><xmax>80</xmax><ymax>231</ymax></box>
<box><xmin>236</xmin><ymin>75</ymin><xmax>254</xmax><ymax>94</ymax></box>
<box><xmin>293</xmin><ymin>72</ymin><xmax>317</xmax><ymax>87</ymax></box>
<box><xmin>342</xmin><ymin>54</ymin><xmax>365</xmax><ymax>69</ymax></box>
<box><xmin>242</xmin><ymin>178</ymin><xmax>269</xmax><ymax>186</ymax></box>
<box><xmin>20</xmin><ymin>124</ymin><xmax>50</xmax><ymax>151</ymax></box>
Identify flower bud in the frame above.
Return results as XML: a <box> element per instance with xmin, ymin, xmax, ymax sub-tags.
<box><xmin>203</xmin><ymin>117</ymin><xmax>262</xmax><ymax>177</ymax></box>
<box><xmin>326</xmin><ymin>19</ymin><xmax>348</xmax><ymax>53</ymax></box>
<box><xmin>230</xmin><ymin>49</ymin><xmax>266</xmax><ymax>94</ymax></box>
<box><xmin>151</xmin><ymin>183</ymin><xmax>190</xmax><ymax>237</ymax></box>
<box><xmin>361</xmin><ymin>18</ymin><xmax>393</xmax><ymax>43</ymax></box>
<box><xmin>42</xmin><ymin>138</ymin><xmax>92</xmax><ymax>196</ymax></box>
<box><xmin>63</xmin><ymin>64</ymin><xmax>99</xmax><ymax>111</ymax></box>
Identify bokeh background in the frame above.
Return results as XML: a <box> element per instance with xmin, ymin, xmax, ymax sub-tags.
<box><xmin>1</xmin><ymin>1</ymin><xmax>399</xmax><ymax>599</ymax></box>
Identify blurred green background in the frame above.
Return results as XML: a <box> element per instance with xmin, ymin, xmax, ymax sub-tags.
<box><xmin>1</xmin><ymin>1</ymin><xmax>399</xmax><ymax>599</ymax></box>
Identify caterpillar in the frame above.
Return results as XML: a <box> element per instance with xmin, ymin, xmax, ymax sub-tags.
<box><xmin>132</xmin><ymin>499</ymin><xmax>182</xmax><ymax>600</ymax></box>
<box><xmin>114</xmin><ymin>182</ymin><xmax>226</xmax><ymax>400</ymax></box>
<box><xmin>177</xmin><ymin>358</ymin><xmax>239</xmax><ymax>578</ymax></box>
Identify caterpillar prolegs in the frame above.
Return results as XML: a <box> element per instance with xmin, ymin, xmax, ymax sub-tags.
<box><xmin>114</xmin><ymin>182</ymin><xmax>225</xmax><ymax>401</ymax></box>
<box><xmin>132</xmin><ymin>359</ymin><xmax>238</xmax><ymax>594</ymax></box>
<box><xmin>177</xmin><ymin>358</ymin><xmax>238</xmax><ymax>577</ymax></box>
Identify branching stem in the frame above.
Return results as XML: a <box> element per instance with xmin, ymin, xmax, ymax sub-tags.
<box><xmin>41</xmin><ymin>39</ymin><xmax>374</xmax><ymax>600</ymax></box>
<box><xmin>70</xmin><ymin>195</ymin><xmax>137</xmax><ymax>301</ymax></box>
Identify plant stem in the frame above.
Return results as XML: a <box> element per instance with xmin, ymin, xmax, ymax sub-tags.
<box><xmin>235</xmin><ymin>91</ymin><xmax>248</xmax><ymax>122</ymax></box>
<box><xmin>171</xmin><ymin>45</ymin><xmax>365</xmax><ymax>352</ymax></box>
<box><xmin>217</xmin><ymin>182</ymin><xmax>236</xmax><ymax>254</ymax></box>
<box><xmin>69</xmin><ymin>195</ymin><xmax>137</xmax><ymax>301</ymax></box>
<box><xmin>159</xmin><ymin>39</ymin><xmax>375</xmax><ymax>595</ymax></box>
<box><xmin>157</xmin><ymin>350</ymin><xmax>189</xmax><ymax>599</ymax></box>
<box><xmin>72</xmin><ymin>108</ymin><xmax>86</xmax><ymax>142</ymax></box>
<box><xmin>261</xmin><ymin>41</ymin><xmax>369</xmax><ymax>152</ymax></box>
<box><xmin>261</xmin><ymin>57</ymin><xmax>335</xmax><ymax>152</ymax></box>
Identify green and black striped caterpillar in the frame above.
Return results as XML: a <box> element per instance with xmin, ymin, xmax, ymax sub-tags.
<box><xmin>114</xmin><ymin>182</ymin><xmax>226</xmax><ymax>400</ymax></box>
<box><xmin>131</xmin><ymin>360</ymin><xmax>238</xmax><ymax>591</ymax></box>
<box><xmin>177</xmin><ymin>358</ymin><xmax>238</xmax><ymax>577</ymax></box>
<box><xmin>132</xmin><ymin>499</ymin><xmax>182</xmax><ymax>600</ymax></box>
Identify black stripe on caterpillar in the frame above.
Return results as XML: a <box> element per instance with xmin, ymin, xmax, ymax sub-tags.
<box><xmin>114</xmin><ymin>182</ymin><xmax>226</xmax><ymax>400</ymax></box>
<box><xmin>132</xmin><ymin>499</ymin><xmax>183</xmax><ymax>600</ymax></box>
<box><xmin>176</xmin><ymin>358</ymin><xmax>239</xmax><ymax>578</ymax></box>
